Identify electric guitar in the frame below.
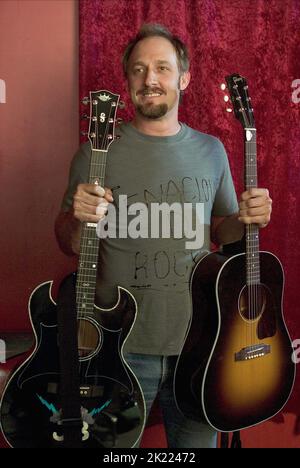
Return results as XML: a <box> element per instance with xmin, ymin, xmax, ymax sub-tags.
<box><xmin>0</xmin><ymin>90</ymin><xmax>146</xmax><ymax>447</ymax></box>
<box><xmin>174</xmin><ymin>74</ymin><xmax>296</xmax><ymax>432</ymax></box>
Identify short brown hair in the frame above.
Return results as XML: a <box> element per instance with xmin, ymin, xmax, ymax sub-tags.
<box><xmin>122</xmin><ymin>23</ymin><xmax>189</xmax><ymax>76</ymax></box>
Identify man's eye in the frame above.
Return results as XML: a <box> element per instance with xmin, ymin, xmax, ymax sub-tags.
<box><xmin>133</xmin><ymin>68</ymin><xmax>144</xmax><ymax>74</ymax></box>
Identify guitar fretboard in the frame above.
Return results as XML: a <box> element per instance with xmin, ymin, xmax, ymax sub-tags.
<box><xmin>244</xmin><ymin>128</ymin><xmax>260</xmax><ymax>286</ymax></box>
<box><xmin>76</xmin><ymin>149</ymin><xmax>107</xmax><ymax>315</ymax></box>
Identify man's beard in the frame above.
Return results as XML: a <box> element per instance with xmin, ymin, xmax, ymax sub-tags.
<box><xmin>136</xmin><ymin>102</ymin><xmax>169</xmax><ymax>119</ymax></box>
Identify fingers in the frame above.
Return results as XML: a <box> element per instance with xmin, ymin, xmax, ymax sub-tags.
<box><xmin>240</xmin><ymin>187</ymin><xmax>270</xmax><ymax>201</ymax></box>
<box><xmin>94</xmin><ymin>185</ymin><xmax>114</xmax><ymax>203</ymax></box>
<box><xmin>238</xmin><ymin>188</ymin><xmax>272</xmax><ymax>227</ymax></box>
<box><xmin>73</xmin><ymin>183</ymin><xmax>114</xmax><ymax>222</ymax></box>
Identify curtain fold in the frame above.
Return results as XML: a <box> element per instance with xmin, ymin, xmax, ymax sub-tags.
<box><xmin>79</xmin><ymin>0</ymin><xmax>300</xmax><ymax>416</ymax></box>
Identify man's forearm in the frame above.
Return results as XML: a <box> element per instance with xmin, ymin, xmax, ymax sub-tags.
<box><xmin>211</xmin><ymin>213</ymin><xmax>244</xmax><ymax>246</ymax></box>
<box><xmin>54</xmin><ymin>210</ymin><xmax>81</xmax><ymax>256</ymax></box>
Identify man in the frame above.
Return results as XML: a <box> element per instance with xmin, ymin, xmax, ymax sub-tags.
<box><xmin>55</xmin><ymin>24</ymin><xmax>272</xmax><ymax>448</ymax></box>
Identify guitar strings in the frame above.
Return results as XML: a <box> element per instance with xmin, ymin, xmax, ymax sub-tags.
<box><xmin>246</xmin><ymin>133</ymin><xmax>259</xmax><ymax>358</ymax></box>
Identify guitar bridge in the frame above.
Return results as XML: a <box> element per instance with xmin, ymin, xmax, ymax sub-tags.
<box><xmin>235</xmin><ymin>344</ymin><xmax>271</xmax><ymax>362</ymax></box>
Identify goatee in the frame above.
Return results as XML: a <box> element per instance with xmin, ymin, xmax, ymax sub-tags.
<box><xmin>136</xmin><ymin>102</ymin><xmax>168</xmax><ymax>119</ymax></box>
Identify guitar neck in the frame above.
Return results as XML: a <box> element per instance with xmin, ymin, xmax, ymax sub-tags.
<box><xmin>76</xmin><ymin>149</ymin><xmax>108</xmax><ymax>316</ymax></box>
<box><xmin>244</xmin><ymin>128</ymin><xmax>260</xmax><ymax>285</ymax></box>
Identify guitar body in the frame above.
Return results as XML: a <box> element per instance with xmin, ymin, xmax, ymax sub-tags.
<box><xmin>175</xmin><ymin>251</ymin><xmax>295</xmax><ymax>432</ymax></box>
<box><xmin>0</xmin><ymin>273</ymin><xmax>145</xmax><ymax>448</ymax></box>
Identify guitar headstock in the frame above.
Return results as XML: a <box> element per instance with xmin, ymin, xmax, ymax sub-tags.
<box><xmin>221</xmin><ymin>74</ymin><xmax>255</xmax><ymax>129</ymax></box>
<box><xmin>82</xmin><ymin>90</ymin><xmax>124</xmax><ymax>151</ymax></box>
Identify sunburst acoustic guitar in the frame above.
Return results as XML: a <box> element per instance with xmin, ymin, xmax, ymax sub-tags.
<box><xmin>174</xmin><ymin>74</ymin><xmax>295</xmax><ymax>432</ymax></box>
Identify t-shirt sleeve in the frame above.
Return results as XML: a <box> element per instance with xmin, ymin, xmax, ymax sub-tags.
<box><xmin>212</xmin><ymin>140</ymin><xmax>239</xmax><ymax>217</ymax></box>
<box><xmin>60</xmin><ymin>142</ymin><xmax>91</xmax><ymax>212</ymax></box>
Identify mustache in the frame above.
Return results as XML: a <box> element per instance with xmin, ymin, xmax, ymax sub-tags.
<box><xmin>137</xmin><ymin>87</ymin><xmax>166</xmax><ymax>96</ymax></box>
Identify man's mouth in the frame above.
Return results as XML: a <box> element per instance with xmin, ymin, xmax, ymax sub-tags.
<box><xmin>143</xmin><ymin>93</ymin><xmax>162</xmax><ymax>97</ymax></box>
<box><xmin>139</xmin><ymin>89</ymin><xmax>164</xmax><ymax>98</ymax></box>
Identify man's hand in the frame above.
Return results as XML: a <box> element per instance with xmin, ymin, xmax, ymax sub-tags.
<box><xmin>73</xmin><ymin>183</ymin><xmax>114</xmax><ymax>223</ymax></box>
<box><xmin>238</xmin><ymin>188</ymin><xmax>272</xmax><ymax>228</ymax></box>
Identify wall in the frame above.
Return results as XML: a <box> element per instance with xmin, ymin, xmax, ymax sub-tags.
<box><xmin>0</xmin><ymin>0</ymin><xmax>79</xmax><ymax>330</ymax></box>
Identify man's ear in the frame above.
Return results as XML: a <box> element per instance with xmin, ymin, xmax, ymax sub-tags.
<box><xmin>180</xmin><ymin>71</ymin><xmax>191</xmax><ymax>91</ymax></box>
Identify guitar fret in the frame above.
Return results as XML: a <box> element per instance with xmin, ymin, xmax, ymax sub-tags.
<box><xmin>77</xmin><ymin>273</ymin><xmax>97</xmax><ymax>280</ymax></box>
<box><xmin>77</xmin><ymin>290</ymin><xmax>95</xmax><ymax>294</ymax></box>
<box><xmin>79</xmin><ymin>253</ymin><xmax>100</xmax><ymax>258</ymax></box>
<box><xmin>78</xmin><ymin>266</ymin><xmax>98</xmax><ymax>270</ymax></box>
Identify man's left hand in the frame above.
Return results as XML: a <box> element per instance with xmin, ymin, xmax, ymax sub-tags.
<box><xmin>238</xmin><ymin>188</ymin><xmax>272</xmax><ymax>228</ymax></box>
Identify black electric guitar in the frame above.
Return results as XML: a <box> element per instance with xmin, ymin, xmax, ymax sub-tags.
<box><xmin>0</xmin><ymin>90</ymin><xmax>146</xmax><ymax>447</ymax></box>
<box><xmin>174</xmin><ymin>74</ymin><xmax>296</xmax><ymax>432</ymax></box>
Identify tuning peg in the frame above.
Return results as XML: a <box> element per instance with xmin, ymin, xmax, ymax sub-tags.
<box><xmin>115</xmin><ymin>134</ymin><xmax>121</xmax><ymax>139</ymax></box>
<box><xmin>117</xmin><ymin>118</ymin><xmax>124</xmax><ymax>125</ymax></box>
<box><xmin>81</xmin><ymin>113</ymin><xmax>90</xmax><ymax>120</ymax></box>
<box><xmin>80</xmin><ymin>131</ymin><xmax>88</xmax><ymax>136</ymax></box>
<box><xmin>118</xmin><ymin>101</ymin><xmax>126</xmax><ymax>109</ymax></box>
<box><xmin>82</xmin><ymin>96</ymin><xmax>90</xmax><ymax>105</ymax></box>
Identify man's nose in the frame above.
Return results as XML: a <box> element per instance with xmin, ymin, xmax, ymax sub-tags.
<box><xmin>144</xmin><ymin>68</ymin><xmax>158</xmax><ymax>87</ymax></box>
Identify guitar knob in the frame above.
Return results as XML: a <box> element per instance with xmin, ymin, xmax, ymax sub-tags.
<box><xmin>118</xmin><ymin>101</ymin><xmax>126</xmax><ymax>109</ymax></box>
<box><xmin>82</xmin><ymin>96</ymin><xmax>90</xmax><ymax>105</ymax></box>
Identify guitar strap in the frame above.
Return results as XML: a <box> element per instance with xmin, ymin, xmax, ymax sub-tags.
<box><xmin>56</xmin><ymin>273</ymin><xmax>82</xmax><ymax>448</ymax></box>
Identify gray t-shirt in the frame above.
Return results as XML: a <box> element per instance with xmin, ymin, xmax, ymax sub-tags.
<box><xmin>61</xmin><ymin>123</ymin><xmax>238</xmax><ymax>355</ymax></box>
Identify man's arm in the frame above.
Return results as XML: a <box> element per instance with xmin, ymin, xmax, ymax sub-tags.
<box><xmin>55</xmin><ymin>209</ymin><xmax>82</xmax><ymax>256</ymax></box>
<box><xmin>211</xmin><ymin>188</ymin><xmax>272</xmax><ymax>245</ymax></box>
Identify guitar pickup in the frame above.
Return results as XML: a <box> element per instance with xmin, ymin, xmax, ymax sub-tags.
<box><xmin>235</xmin><ymin>344</ymin><xmax>271</xmax><ymax>362</ymax></box>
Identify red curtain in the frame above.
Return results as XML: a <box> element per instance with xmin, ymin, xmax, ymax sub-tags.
<box><xmin>79</xmin><ymin>0</ymin><xmax>300</xmax><ymax>416</ymax></box>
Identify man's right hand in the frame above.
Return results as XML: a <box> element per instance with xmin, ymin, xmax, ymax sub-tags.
<box><xmin>73</xmin><ymin>183</ymin><xmax>114</xmax><ymax>223</ymax></box>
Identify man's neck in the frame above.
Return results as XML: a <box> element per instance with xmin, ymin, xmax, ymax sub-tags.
<box><xmin>131</xmin><ymin>116</ymin><xmax>181</xmax><ymax>137</ymax></box>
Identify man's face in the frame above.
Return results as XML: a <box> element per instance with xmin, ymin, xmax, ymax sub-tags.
<box><xmin>127</xmin><ymin>36</ymin><xmax>189</xmax><ymax>120</ymax></box>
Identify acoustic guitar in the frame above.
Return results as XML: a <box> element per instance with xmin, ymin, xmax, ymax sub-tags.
<box><xmin>0</xmin><ymin>90</ymin><xmax>146</xmax><ymax>447</ymax></box>
<box><xmin>174</xmin><ymin>74</ymin><xmax>296</xmax><ymax>432</ymax></box>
